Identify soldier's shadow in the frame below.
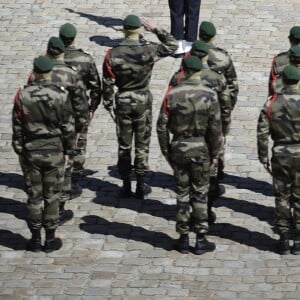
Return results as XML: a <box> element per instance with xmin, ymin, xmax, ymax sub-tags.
<box><xmin>65</xmin><ymin>9</ymin><xmax>123</xmax><ymax>29</ymax></box>
<box><xmin>223</xmin><ymin>173</ymin><xmax>274</xmax><ymax>196</ymax></box>
<box><xmin>214</xmin><ymin>196</ymin><xmax>274</xmax><ymax>225</ymax></box>
<box><xmin>79</xmin><ymin>215</ymin><xmax>174</xmax><ymax>251</ymax></box>
<box><xmin>0</xmin><ymin>197</ymin><xmax>27</xmax><ymax>220</ymax></box>
<box><xmin>0</xmin><ymin>229</ymin><xmax>27</xmax><ymax>250</ymax></box>
<box><xmin>210</xmin><ymin>222</ymin><xmax>277</xmax><ymax>252</ymax></box>
<box><xmin>0</xmin><ymin>172</ymin><xmax>24</xmax><ymax>190</ymax></box>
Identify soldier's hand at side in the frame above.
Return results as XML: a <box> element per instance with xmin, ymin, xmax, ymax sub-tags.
<box><xmin>64</xmin><ymin>155</ymin><xmax>69</xmax><ymax>170</ymax></box>
<box><xmin>210</xmin><ymin>157</ymin><xmax>218</xmax><ymax>172</ymax></box>
<box><xmin>263</xmin><ymin>162</ymin><xmax>272</xmax><ymax>175</ymax></box>
<box><xmin>89</xmin><ymin>111</ymin><xmax>94</xmax><ymax>121</ymax></box>
<box><xmin>140</xmin><ymin>17</ymin><xmax>156</xmax><ymax>32</ymax></box>
<box><xmin>109</xmin><ymin>110</ymin><xmax>116</xmax><ymax>122</ymax></box>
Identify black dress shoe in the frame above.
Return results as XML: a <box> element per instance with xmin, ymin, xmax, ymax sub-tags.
<box><xmin>194</xmin><ymin>234</ymin><xmax>216</xmax><ymax>255</ymax></box>
<box><xmin>44</xmin><ymin>238</ymin><xmax>62</xmax><ymax>253</ymax></box>
<box><xmin>176</xmin><ymin>234</ymin><xmax>189</xmax><ymax>254</ymax></box>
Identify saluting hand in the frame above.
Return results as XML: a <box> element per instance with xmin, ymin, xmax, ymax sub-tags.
<box><xmin>140</xmin><ymin>17</ymin><xmax>156</xmax><ymax>32</ymax></box>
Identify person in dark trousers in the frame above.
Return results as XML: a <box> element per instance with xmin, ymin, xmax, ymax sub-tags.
<box><xmin>168</xmin><ymin>0</ymin><xmax>201</xmax><ymax>56</ymax></box>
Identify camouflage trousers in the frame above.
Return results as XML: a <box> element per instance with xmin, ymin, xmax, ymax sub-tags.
<box><xmin>61</xmin><ymin>155</ymin><xmax>73</xmax><ymax>204</ymax></box>
<box><xmin>22</xmin><ymin>150</ymin><xmax>64</xmax><ymax>231</ymax></box>
<box><xmin>271</xmin><ymin>145</ymin><xmax>300</xmax><ymax>235</ymax></box>
<box><xmin>73</xmin><ymin>123</ymin><xmax>88</xmax><ymax>174</ymax></box>
<box><xmin>115</xmin><ymin>90</ymin><xmax>152</xmax><ymax>178</ymax></box>
<box><xmin>170</xmin><ymin>142</ymin><xmax>211</xmax><ymax>234</ymax></box>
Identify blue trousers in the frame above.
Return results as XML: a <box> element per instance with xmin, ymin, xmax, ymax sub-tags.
<box><xmin>168</xmin><ymin>0</ymin><xmax>201</xmax><ymax>42</ymax></box>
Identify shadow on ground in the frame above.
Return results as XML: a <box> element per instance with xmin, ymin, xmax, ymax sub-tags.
<box><xmin>223</xmin><ymin>173</ymin><xmax>273</xmax><ymax>196</ymax></box>
<box><xmin>0</xmin><ymin>229</ymin><xmax>27</xmax><ymax>250</ymax></box>
<box><xmin>210</xmin><ymin>222</ymin><xmax>278</xmax><ymax>253</ymax></box>
<box><xmin>79</xmin><ymin>215</ymin><xmax>174</xmax><ymax>251</ymax></box>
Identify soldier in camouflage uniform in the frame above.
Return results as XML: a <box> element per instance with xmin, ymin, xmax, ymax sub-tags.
<box><xmin>199</xmin><ymin>21</ymin><xmax>239</xmax><ymax>179</ymax></box>
<box><xmin>169</xmin><ymin>40</ymin><xmax>230</xmax><ymax>224</ymax></box>
<box><xmin>268</xmin><ymin>26</ymin><xmax>300</xmax><ymax>97</ymax></box>
<box><xmin>271</xmin><ymin>45</ymin><xmax>300</xmax><ymax>95</ymax></box>
<box><xmin>12</xmin><ymin>56</ymin><xmax>75</xmax><ymax>252</ymax></box>
<box><xmin>157</xmin><ymin>56</ymin><xmax>223</xmax><ymax>254</ymax></box>
<box><xmin>102</xmin><ymin>15</ymin><xmax>177</xmax><ymax>199</ymax></box>
<box><xmin>257</xmin><ymin>65</ymin><xmax>300</xmax><ymax>255</ymax></box>
<box><xmin>28</xmin><ymin>37</ymin><xmax>88</xmax><ymax>224</ymax></box>
<box><xmin>59</xmin><ymin>23</ymin><xmax>102</xmax><ymax>177</ymax></box>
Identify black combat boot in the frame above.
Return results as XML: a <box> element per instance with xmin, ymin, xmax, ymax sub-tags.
<box><xmin>176</xmin><ymin>234</ymin><xmax>189</xmax><ymax>254</ymax></box>
<box><xmin>291</xmin><ymin>236</ymin><xmax>300</xmax><ymax>255</ymax></box>
<box><xmin>27</xmin><ymin>229</ymin><xmax>42</xmax><ymax>252</ymax></box>
<box><xmin>194</xmin><ymin>233</ymin><xmax>216</xmax><ymax>255</ymax></box>
<box><xmin>278</xmin><ymin>233</ymin><xmax>290</xmax><ymax>255</ymax></box>
<box><xmin>135</xmin><ymin>175</ymin><xmax>144</xmax><ymax>200</ymax></box>
<box><xmin>44</xmin><ymin>229</ymin><xmax>62</xmax><ymax>253</ymax></box>
<box><xmin>120</xmin><ymin>178</ymin><xmax>132</xmax><ymax>198</ymax></box>
<box><xmin>59</xmin><ymin>203</ymin><xmax>74</xmax><ymax>226</ymax></box>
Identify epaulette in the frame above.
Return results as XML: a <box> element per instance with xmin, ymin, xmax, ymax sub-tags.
<box><xmin>212</xmin><ymin>46</ymin><xmax>229</xmax><ymax>55</ymax></box>
<box><xmin>65</xmin><ymin>64</ymin><xmax>77</xmax><ymax>72</ymax></box>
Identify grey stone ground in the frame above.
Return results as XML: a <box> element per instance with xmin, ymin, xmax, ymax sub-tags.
<box><xmin>1</xmin><ymin>0</ymin><xmax>300</xmax><ymax>299</ymax></box>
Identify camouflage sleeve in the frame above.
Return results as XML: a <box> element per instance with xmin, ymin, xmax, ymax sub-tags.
<box><xmin>156</xmin><ymin>95</ymin><xmax>170</xmax><ymax>156</ymax></box>
<box><xmin>153</xmin><ymin>28</ymin><xmax>178</xmax><ymax>57</ymax></box>
<box><xmin>207</xmin><ymin>94</ymin><xmax>223</xmax><ymax>158</ymax></box>
<box><xmin>268</xmin><ymin>55</ymin><xmax>277</xmax><ymax>97</ymax></box>
<box><xmin>102</xmin><ymin>49</ymin><xmax>116</xmax><ymax>112</ymax></box>
<box><xmin>60</xmin><ymin>93</ymin><xmax>76</xmax><ymax>155</ymax></box>
<box><xmin>168</xmin><ymin>68</ymin><xmax>185</xmax><ymax>88</ymax></box>
<box><xmin>70</xmin><ymin>75</ymin><xmax>89</xmax><ymax>133</ymax></box>
<box><xmin>257</xmin><ymin>100</ymin><xmax>270</xmax><ymax>164</ymax></box>
<box><xmin>217</xmin><ymin>83</ymin><xmax>232</xmax><ymax>136</ymax></box>
<box><xmin>87</xmin><ymin>57</ymin><xmax>102</xmax><ymax>113</ymax></box>
<box><xmin>11</xmin><ymin>88</ymin><xmax>24</xmax><ymax>155</ymax></box>
<box><xmin>225</xmin><ymin>56</ymin><xmax>239</xmax><ymax>109</ymax></box>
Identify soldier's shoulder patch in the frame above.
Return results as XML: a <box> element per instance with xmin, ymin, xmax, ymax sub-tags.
<box><xmin>66</xmin><ymin>64</ymin><xmax>77</xmax><ymax>72</ymax></box>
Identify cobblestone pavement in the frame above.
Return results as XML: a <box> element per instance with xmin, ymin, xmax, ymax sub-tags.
<box><xmin>1</xmin><ymin>0</ymin><xmax>300</xmax><ymax>299</ymax></box>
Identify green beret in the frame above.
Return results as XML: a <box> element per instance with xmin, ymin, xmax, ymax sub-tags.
<box><xmin>47</xmin><ymin>36</ymin><xmax>65</xmax><ymax>55</ymax></box>
<box><xmin>282</xmin><ymin>65</ymin><xmax>300</xmax><ymax>82</ymax></box>
<box><xmin>199</xmin><ymin>21</ymin><xmax>216</xmax><ymax>38</ymax></box>
<box><xmin>289</xmin><ymin>26</ymin><xmax>300</xmax><ymax>40</ymax></box>
<box><xmin>123</xmin><ymin>15</ymin><xmax>141</xmax><ymax>30</ymax></box>
<box><xmin>290</xmin><ymin>45</ymin><xmax>300</xmax><ymax>58</ymax></box>
<box><xmin>191</xmin><ymin>40</ymin><xmax>210</xmax><ymax>56</ymax></box>
<box><xmin>59</xmin><ymin>23</ymin><xmax>77</xmax><ymax>39</ymax></box>
<box><xmin>182</xmin><ymin>55</ymin><xmax>203</xmax><ymax>71</ymax></box>
<box><xmin>33</xmin><ymin>56</ymin><xmax>53</xmax><ymax>74</ymax></box>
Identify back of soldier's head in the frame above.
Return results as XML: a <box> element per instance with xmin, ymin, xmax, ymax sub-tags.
<box><xmin>191</xmin><ymin>40</ymin><xmax>210</xmax><ymax>59</ymax></box>
<box><xmin>33</xmin><ymin>56</ymin><xmax>53</xmax><ymax>75</ymax></box>
<box><xmin>182</xmin><ymin>55</ymin><xmax>203</xmax><ymax>74</ymax></box>
<box><xmin>123</xmin><ymin>14</ymin><xmax>141</xmax><ymax>36</ymax></box>
<box><xmin>47</xmin><ymin>36</ymin><xmax>65</xmax><ymax>57</ymax></box>
<box><xmin>282</xmin><ymin>65</ymin><xmax>300</xmax><ymax>85</ymax></box>
<box><xmin>199</xmin><ymin>21</ymin><xmax>216</xmax><ymax>42</ymax></box>
<box><xmin>289</xmin><ymin>26</ymin><xmax>300</xmax><ymax>45</ymax></box>
<box><xmin>289</xmin><ymin>45</ymin><xmax>300</xmax><ymax>65</ymax></box>
<box><xmin>59</xmin><ymin>23</ymin><xmax>77</xmax><ymax>46</ymax></box>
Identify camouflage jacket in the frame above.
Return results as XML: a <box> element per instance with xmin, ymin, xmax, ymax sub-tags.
<box><xmin>157</xmin><ymin>77</ymin><xmax>223</xmax><ymax>159</ymax></box>
<box><xmin>169</xmin><ymin>63</ymin><xmax>231</xmax><ymax>135</ymax></box>
<box><xmin>268</xmin><ymin>50</ymin><xmax>290</xmax><ymax>96</ymax></box>
<box><xmin>102</xmin><ymin>28</ymin><xmax>177</xmax><ymax>111</ymax></box>
<box><xmin>64</xmin><ymin>45</ymin><xmax>102</xmax><ymax>113</ymax></box>
<box><xmin>257</xmin><ymin>87</ymin><xmax>300</xmax><ymax>163</ymax></box>
<box><xmin>204</xmin><ymin>42</ymin><xmax>239</xmax><ymax>108</ymax></box>
<box><xmin>28</xmin><ymin>59</ymin><xmax>88</xmax><ymax>133</ymax></box>
<box><xmin>12</xmin><ymin>80</ymin><xmax>75</xmax><ymax>155</ymax></box>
